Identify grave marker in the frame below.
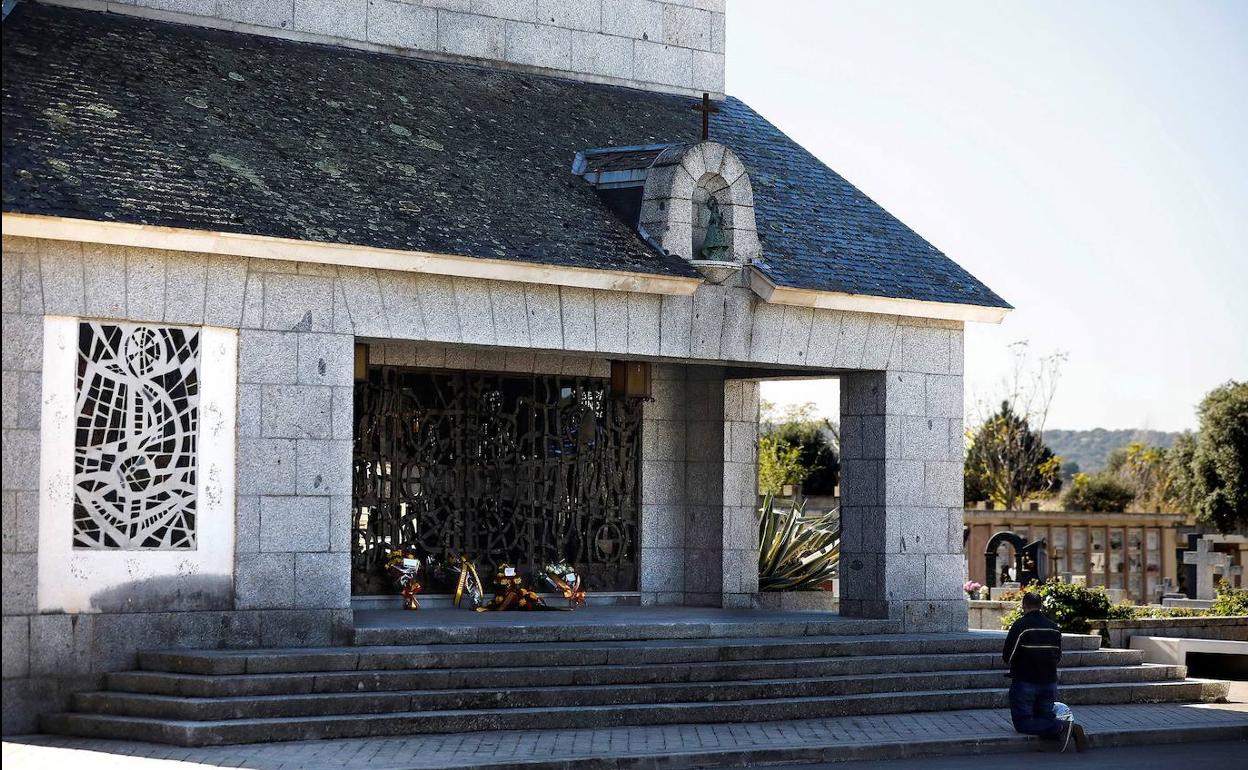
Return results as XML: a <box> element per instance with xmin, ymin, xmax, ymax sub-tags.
<box><xmin>1182</xmin><ymin>539</ymin><xmax>1231</xmax><ymax>600</ymax></box>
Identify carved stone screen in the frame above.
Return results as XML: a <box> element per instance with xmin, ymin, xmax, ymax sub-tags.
<box><xmin>352</xmin><ymin>367</ymin><xmax>642</xmax><ymax>594</ymax></box>
<box><xmin>73</xmin><ymin>322</ymin><xmax>200</xmax><ymax>549</ymax></box>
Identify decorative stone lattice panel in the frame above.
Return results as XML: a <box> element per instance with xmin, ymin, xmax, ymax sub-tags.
<box><xmin>73</xmin><ymin>322</ymin><xmax>200</xmax><ymax>549</ymax></box>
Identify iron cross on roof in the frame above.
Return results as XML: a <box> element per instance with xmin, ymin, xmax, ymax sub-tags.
<box><xmin>690</xmin><ymin>92</ymin><xmax>719</xmax><ymax>141</ymax></box>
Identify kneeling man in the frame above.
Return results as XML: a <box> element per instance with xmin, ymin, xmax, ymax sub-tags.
<box><xmin>1002</xmin><ymin>591</ymin><xmax>1088</xmax><ymax>752</ymax></box>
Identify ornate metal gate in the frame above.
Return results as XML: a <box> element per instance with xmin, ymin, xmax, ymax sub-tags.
<box><xmin>351</xmin><ymin>366</ymin><xmax>642</xmax><ymax>594</ymax></box>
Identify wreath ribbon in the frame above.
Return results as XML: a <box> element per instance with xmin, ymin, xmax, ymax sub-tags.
<box><xmin>399</xmin><ymin>580</ymin><xmax>422</xmax><ymax>610</ymax></box>
<box><xmin>384</xmin><ymin>550</ymin><xmax>423</xmax><ymax>610</ymax></box>
<box><xmin>453</xmin><ymin>555</ymin><xmax>483</xmax><ymax>609</ymax></box>
<box><xmin>548</xmin><ymin>573</ymin><xmax>586</xmax><ymax>609</ymax></box>
<box><xmin>476</xmin><ymin>566</ymin><xmax>555</xmax><ymax>611</ymax></box>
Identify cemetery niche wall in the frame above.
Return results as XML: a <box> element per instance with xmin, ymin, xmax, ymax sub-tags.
<box><xmin>965</xmin><ymin>507</ymin><xmax>1191</xmax><ymax>604</ymax></box>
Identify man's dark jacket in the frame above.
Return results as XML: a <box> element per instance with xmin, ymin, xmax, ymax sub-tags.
<box><xmin>1002</xmin><ymin>609</ymin><xmax>1062</xmax><ymax>684</ymax></box>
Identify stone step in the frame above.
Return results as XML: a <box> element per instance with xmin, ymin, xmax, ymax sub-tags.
<box><xmin>74</xmin><ymin>665</ymin><xmax>1185</xmax><ymax>720</ymax></box>
<box><xmin>108</xmin><ymin>648</ymin><xmax>1146</xmax><ymax>697</ymax></box>
<box><xmin>136</xmin><ymin>632</ymin><xmax>1104</xmax><ymax>675</ymax></box>
<box><xmin>349</xmin><ymin>613</ymin><xmax>903</xmax><ymax>645</ymax></box>
<box><xmin>42</xmin><ymin>680</ymin><xmax>1227</xmax><ymax>747</ymax></box>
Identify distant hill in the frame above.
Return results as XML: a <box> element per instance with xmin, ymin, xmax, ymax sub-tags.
<box><xmin>1043</xmin><ymin>429</ymin><xmax>1185</xmax><ymax>474</ymax></box>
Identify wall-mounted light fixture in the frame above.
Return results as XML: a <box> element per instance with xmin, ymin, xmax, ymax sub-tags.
<box><xmin>354</xmin><ymin>343</ymin><xmax>370</xmax><ymax>382</ymax></box>
<box><xmin>610</xmin><ymin>360</ymin><xmax>652</xmax><ymax>400</ymax></box>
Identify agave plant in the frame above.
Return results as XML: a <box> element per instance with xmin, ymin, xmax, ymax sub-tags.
<box><xmin>757</xmin><ymin>495</ymin><xmax>840</xmax><ymax>591</ymax></box>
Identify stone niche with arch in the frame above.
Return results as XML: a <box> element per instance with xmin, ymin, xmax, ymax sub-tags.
<box><xmin>638</xmin><ymin>142</ymin><xmax>760</xmax><ymax>284</ymax></box>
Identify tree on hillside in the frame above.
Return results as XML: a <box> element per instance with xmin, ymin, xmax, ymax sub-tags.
<box><xmin>965</xmin><ymin>401</ymin><xmax>1063</xmax><ymax>507</ymax></box>
<box><xmin>758</xmin><ymin>401</ymin><xmax>840</xmax><ymax>497</ymax></box>
<box><xmin>1062</xmin><ymin>472</ymin><xmax>1134</xmax><ymax>512</ymax></box>
<box><xmin>758</xmin><ymin>435</ymin><xmax>810</xmax><ymax>497</ymax></box>
<box><xmin>1059</xmin><ymin>460</ymin><xmax>1082</xmax><ymax>485</ymax></box>
<box><xmin>1167</xmin><ymin>432</ymin><xmax>1199</xmax><ymax>513</ymax></box>
<box><xmin>1174</xmin><ymin>382</ymin><xmax>1248</xmax><ymax>533</ymax></box>
<box><xmin>1106</xmin><ymin>442</ymin><xmax>1183</xmax><ymax>512</ymax></box>
<box><xmin>965</xmin><ymin>342</ymin><xmax>1066</xmax><ymax>508</ymax></box>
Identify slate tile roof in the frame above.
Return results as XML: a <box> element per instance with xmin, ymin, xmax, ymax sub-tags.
<box><xmin>1</xmin><ymin>4</ymin><xmax>1009</xmax><ymax>309</ymax></box>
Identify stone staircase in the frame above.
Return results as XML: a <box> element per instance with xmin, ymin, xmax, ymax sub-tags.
<box><xmin>42</xmin><ymin>619</ymin><xmax>1228</xmax><ymax>747</ymax></box>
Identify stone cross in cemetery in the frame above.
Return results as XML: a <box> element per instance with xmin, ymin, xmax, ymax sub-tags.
<box><xmin>1182</xmin><ymin>539</ymin><xmax>1232</xmax><ymax>600</ymax></box>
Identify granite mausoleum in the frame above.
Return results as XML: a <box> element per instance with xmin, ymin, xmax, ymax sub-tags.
<box><xmin>1</xmin><ymin>1</ymin><xmax>1011</xmax><ymax>733</ymax></box>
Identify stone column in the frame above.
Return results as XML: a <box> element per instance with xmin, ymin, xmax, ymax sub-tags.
<box><xmin>639</xmin><ymin>364</ymin><xmax>689</xmax><ymax>605</ymax></box>
<box><xmin>838</xmin><ymin>321</ymin><xmax>967</xmax><ymax>632</ymax></box>
<box><xmin>682</xmin><ymin>365</ymin><xmax>726</xmax><ymax>606</ymax></box>
<box><xmin>639</xmin><ymin>366</ymin><xmax>760</xmax><ymax>609</ymax></box>
<box><xmin>721</xmin><ymin>378</ymin><xmax>760</xmax><ymax>608</ymax></box>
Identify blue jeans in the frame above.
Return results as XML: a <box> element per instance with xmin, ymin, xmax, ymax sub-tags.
<box><xmin>1008</xmin><ymin>680</ymin><xmax>1065</xmax><ymax>738</ymax></box>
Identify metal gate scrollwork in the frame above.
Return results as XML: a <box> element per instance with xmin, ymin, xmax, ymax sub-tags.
<box><xmin>351</xmin><ymin>367</ymin><xmax>642</xmax><ymax>594</ymax></box>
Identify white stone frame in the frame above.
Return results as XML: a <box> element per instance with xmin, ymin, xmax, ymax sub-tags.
<box><xmin>639</xmin><ymin>142</ymin><xmax>760</xmax><ymax>266</ymax></box>
<box><xmin>37</xmin><ymin>317</ymin><xmax>238</xmax><ymax>613</ymax></box>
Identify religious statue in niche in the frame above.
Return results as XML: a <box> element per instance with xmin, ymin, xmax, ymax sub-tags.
<box><xmin>697</xmin><ymin>195</ymin><xmax>730</xmax><ymax>261</ymax></box>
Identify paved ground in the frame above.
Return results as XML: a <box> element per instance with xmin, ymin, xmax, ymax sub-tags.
<box><xmin>1226</xmin><ymin>680</ymin><xmax>1248</xmax><ymax>702</ymax></box>
<box><xmin>4</xmin><ymin>701</ymin><xmax>1246</xmax><ymax>769</ymax></box>
<box><xmin>777</xmin><ymin>739</ymin><xmax>1247</xmax><ymax>769</ymax></box>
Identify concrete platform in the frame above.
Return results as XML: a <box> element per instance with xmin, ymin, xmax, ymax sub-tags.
<box><xmin>1131</xmin><ymin>636</ymin><xmax>1248</xmax><ymax>677</ymax></box>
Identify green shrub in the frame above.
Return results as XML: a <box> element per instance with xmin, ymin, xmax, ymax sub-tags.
<box><xmin>1000</xmin><ymin>579</ymin><xmax>1248</xmax><ymax>632</ymax></box>
<box><xmin>1062</xmin><ymin>472</ymin><xmax>1135</xmax><ymax>512</ymax></box>
<box><xmin>1157</xmin><ymin>607</ymin><xmax>1217</xmax><ymax>618</ymax></box>
<box><xmin>999</xmin><ymin>580</ymin><xmax>1112</xmax><ymax>634</ymax></box>
<box><xmin>1107</xmin><ymin>603</ymin><xmax>1213</xmax><ymax>620</ymax></box>
<box><xmin>1211</xmin><ymin>581</ymin><xmax>1248</xmax><ymax>616</ymax></box>
<box><xmin>1105</xmin><ymin>603</ymin><xmax>1141</xmax><ymax>620</ymax></box>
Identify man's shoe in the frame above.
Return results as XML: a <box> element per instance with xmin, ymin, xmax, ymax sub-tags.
<box><xmin>1071</xmin><ymin>722</ymin><xmax>1089</xmax><ymax>752</ymax></box>
<box><xmin>1058</xmin><ymin>717</ymin><xmax>1074</xmax><ymax>753</ymax></box>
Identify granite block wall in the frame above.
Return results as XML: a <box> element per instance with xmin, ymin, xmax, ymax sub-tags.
<box><xmin>2</xmin><ymin>233</ymin><xmax>969</xmax><ymax>732</ymax></box>
<box><xmin>2</xmin><ymin>238</ymin><xmax>45</xmax><ymax>734</ymax></box>
<box><xmin>1</xmin><ymin>238</ymin><xmax>365</xmax><ymax>733</ymax></box>
<box><xmin>47</xmin><ymin>0</ymin><xmax>726</xmax><ymax>96</ymax></box>
<box><xmin>681</xmin><ymin>364</ymin><xmax>726</xmax><ymax>606</ymax></box>
<box><xmin>235</xmin><ymin>327</ymin><xmax>353</xmax><ymax>616</ymax></box>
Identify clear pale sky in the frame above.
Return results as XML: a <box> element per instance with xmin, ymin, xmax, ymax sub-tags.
<box><xmin>729</xmin><ymin>0</ymin><xmax>1248</xmax><ymax>431</ymax></box>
